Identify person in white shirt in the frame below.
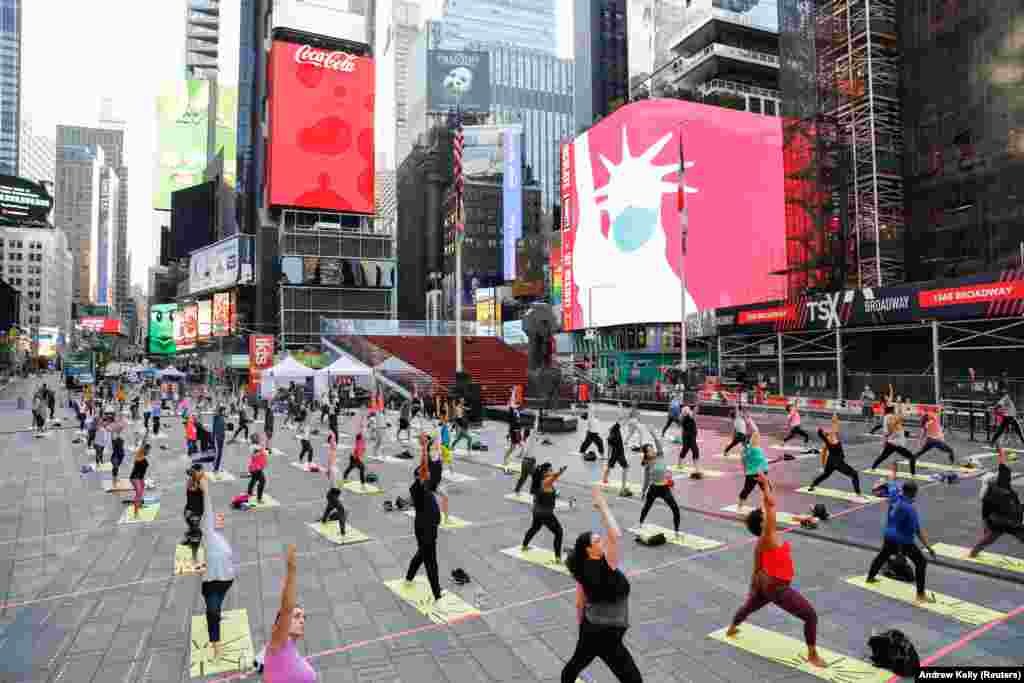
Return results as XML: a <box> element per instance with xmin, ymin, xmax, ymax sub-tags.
<box><xmin>297</xmin><ymin>423</ymin><xmax>314</xmax><ymax>465</ymax></box>
<box><xmin>197</xmin><ymin>479</ymin><xmax>237</xmax><ymax>663</ymax></box>
<box><xmin>578</xmin><ymin>404</ymin><xmax>604</xmax><ymax>458</ymax></box>
<box><xmin>990</xmin><ymin>391</ymin><xmax>1024</xmax><ymax>447</ymax></box>
<box><xmin>723</xmin><ymin>408</ymin><xmax>748</xmax><ymax>456</ymax></box>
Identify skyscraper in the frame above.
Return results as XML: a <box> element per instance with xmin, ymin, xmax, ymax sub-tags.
<box><xmin>55</xmin><ymin>143</ymin><xmax>104</xmax><ymax>306</ymax></box>
<box><xmin>186</xmin><ymin>0</ymin><xmax>221</xmax><ymax>80</ymax></box>
<box><xmin>434</xmin><ymin>0</ymin><xmax>557</xmax><ymax>55</ymax></box>
<box><xmin>575</xmin><ymin>0</ymin><xmax>629</xmax><ymax>132</ymax></box>
<box><xmin>0</xmin><ymin>0</ymin><xmax>20</xmax><ymax>176</ymax></box>
<box><xmin>56</xmin><ymin>126</ymin><xmax>128</xmax><ymax>311</ymax></box>
<box><xmin>18</xmin><ymin>117</ymin><xmax>55</xmax><ymax>187</ymax></box>
<box><xmin>392</xmin><ymin>0</ymin><xmax>422</xmax><ymax>164</ymax></box>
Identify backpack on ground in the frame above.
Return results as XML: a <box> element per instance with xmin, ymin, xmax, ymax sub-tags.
<box><xmin>868</xmin><ymin>629</ymin><xmax>920</xmax><ymax>677</ymax></box>
<box><xmin>366</xmin><ymin>472</ymin><xmax>378</xmax><ymax>483</ymax></box>
<box><xmin>582</xmin><ymin>452</ymin><xmax>597</xmax><ymax>462</ymax></box>
<box><xmin>811</xmin><ymin>504</ymin><xmax>829</xmax><ymax>521</ymax></box>
<box><xmin>883</xmin><ymin>553</ymin><xmax>915</xmax><ymax>583</ymax></box>
<box><xmin>231</xmin><ymin>494</ymin><xmax>250</xmax><ymax>509</ymax></box>
<box><xmin>636</xmin><ymin>532</ymin><xmax>666</xmax><ymax>547</ymax></box>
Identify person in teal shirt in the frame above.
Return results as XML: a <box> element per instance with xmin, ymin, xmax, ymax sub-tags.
<box><xmin>732</xmin><ymin>432</ymin><xmax>768</xmax><ymax>512</ymax></box>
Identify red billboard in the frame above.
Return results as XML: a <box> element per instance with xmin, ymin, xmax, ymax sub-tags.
<box><xmin>560</xmin><ymin>100</ymin><xmax>787</xmax><ymax>330</ymax></box>
<box><xmin>267</xmin><ymin>38</ymin><xmax>375</xmax><ymax>214</ymax></box>
<box><xmin>78</xmin><ymin>317</ymin><xmax>124</xmax><ymax>335</ymax></box>
<box><xmin>249</xmin><ymin>335</ymin><xmax>274</xmax><ymax>394</ymax></box>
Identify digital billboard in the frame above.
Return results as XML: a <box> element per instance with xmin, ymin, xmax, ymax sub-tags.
<box><xmin>267</xmin><ymin>36</ymin><xmax>375</xmax><ymax>214</ymax></box>
<box><xmin>503</xmin><ymin>127</ymin><xmax>522</xmax><ymax>281</ymax></box>
<box><xmin>171</xmin><ymin>181</ymin><xmax>216</xmax><ymax>261</ymax></box>
<box><xmin>182</xmin><ymin>304</ymin><xmax>198</xmax><ymax>350</ymax></box>
<box><xmin>149</xmin><ymin>303</ymin><xmax>177</xmax><ymax>355</ymax></box>
<box><xmin>561</xmin><ymin>99</ymin><xmax>786</xmax><ymax>330</ymax></box>
<box><xmin>427</xmin><ymin>50</ymin><xmax>491</xmax><ymax>113</ymax></box>
<box><xmin>214</xmin><ymin>85</ymin><xmax>238</xmax><ymax>189</ymax></box>
<box><xmin>154</xmin><ymin>80</ymin><xmax>211</xmax><ymax>210</ymax></box>
<box><xmin>190</xmin><ymin>236</ymin><xmax>243</xmax><ymax>294</ymax></box>
<box><xmin>198</xmin><ymin>299</ymin><xmax>212</xmax><ymax>341</ymax></box>
<box><xmin>213</xmin><ymin>291</ymin><xmax>231</xmax><ymax>336</ymax></box>
<box><xmin>36</xmin><ymin>326</ymin><xmax>59</xmax><ymax>358</ymax></box>
<box><xmin>0</xmin><ymin>176</ymin><xmax>53</xmax><ymax>222</ymax></box>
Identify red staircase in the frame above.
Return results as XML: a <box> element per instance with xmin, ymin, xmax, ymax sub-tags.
<box><xmin>364</xmin><ymin>336</ymin><xmax>527</xmax><ymax>405</ymax></box>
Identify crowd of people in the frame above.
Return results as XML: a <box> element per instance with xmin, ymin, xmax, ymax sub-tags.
<box><xmin>32</xmin><ymin>368</ymin><xmax>1023</xmax><ymax>683</ymax></box>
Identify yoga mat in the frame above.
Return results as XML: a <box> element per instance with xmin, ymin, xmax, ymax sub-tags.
<box><xmin>627</xmin><ymin>524</ymin><xmax>723</xmax><ymax>551</ymax></box>
<box><xmin>189</xmin><ymin>608</ymin><xmax>254</xmax><ymax>677</ymax></box>
<box><xmin>501</xmin><ymin>546</ymin><xmax>570</xmax><ymax>575</ymax></box>
<box><xmin>845</xmin><ymin>576</ymin><xmax>1006</xmax><ymax>626</ymax></box>
<box><xmin>384</xmin><ymin>577</ymin><xmax>480</xmax><ymax>625</ymax></box>
<box><xmin>307</xmin><ymin>522</ymin><xmax>371</xmax><ymax>546</ymax></box>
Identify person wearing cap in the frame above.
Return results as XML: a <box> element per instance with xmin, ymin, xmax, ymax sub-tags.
<box><xmin>865</xmin><ymin>460</ymin><xmax>937</xmax><ymax>603</ymax></box>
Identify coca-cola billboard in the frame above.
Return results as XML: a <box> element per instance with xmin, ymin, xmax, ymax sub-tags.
<box><xmin>267</xmin><ymin>36</ymin><xmax>375</xmax><ymax>214</ymax></box>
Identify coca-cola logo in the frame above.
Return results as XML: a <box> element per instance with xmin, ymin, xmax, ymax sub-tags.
<box><xmin>294</xmin><ymin>45</ymin><xmax>358</xmax><ymax>73</ymax></box>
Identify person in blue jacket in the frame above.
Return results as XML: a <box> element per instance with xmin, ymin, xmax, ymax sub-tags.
<box><xmin>865</xmin><ymin>460</ymin><xmax>937</xmax><ymax>603</ymax></box>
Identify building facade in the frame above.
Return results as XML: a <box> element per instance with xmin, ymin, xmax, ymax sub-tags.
<box><xmin>185</xmin><ymin>0</ymin><xmax>221</xmax><ymax>80</ymax></box>
<box><xmin>392</xmin><ymin>0</ymin><xmax>421</xmax><ymax>165</ymax></box>
<box><xmin>901</xmin><ymin>0</ymin><xmax>1024</xmax><ymax>282</ymax></box>
<box><xmin>55</xmin><ymin>143</ymin><xmax>103</xmax><ymax>307</ymax></box>
<box><xmin>0</xmin><ymin>0</ymin><xmax>18</xmax><ymax>177</ymax></box>
<box><xmin>575</xmin><ymin>0</ymin><xmax>629</xmax><ymax>132</ymax></box>
<box><xmin>433</xmin><ymin>0</ymin><xmax>557</xmax><ymax>55</ymax></box>
<box><xmin>18</xmin><ymin>117</ymin><xmax>55</xmax><ymax>187</ymax></box>
<box><xmin>94</xmin><ymin>167</ymin><xmax>119</xmax><ymax>307</ymax></box>
<box><xmin>0</xmin><ymin>226</ymin><xmax>73</xmax><ymax>335</ymax></box>
<box><xmin>663</xmin><ymin>0</ymin><xmax>781</xmax><ymax>115</ymax></box>
<box><xmin>56</xmin><ymin>125</ymin><xmax>129</xmax><ymax>313</ymax></box>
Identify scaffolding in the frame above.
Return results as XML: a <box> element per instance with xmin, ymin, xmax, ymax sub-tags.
<box><xmin>277</xmin><ymin>208</ymin><xmax>396</xmax><ymax>349</ymax></box>
<box><xmin>816</xmin><ymin>0</ymin><xmax>904</xmax><ymax>288</ymax></box>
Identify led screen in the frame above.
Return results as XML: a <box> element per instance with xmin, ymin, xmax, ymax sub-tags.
<box><xmin>267</xmin><ymin>38</ymin><xmax>375</xmax><ymax>213</ymax></box>
<box><xmin>561</xmin><ymin>99</ymin><xmax>786</xmax><ymax>330</ymax></box>
<box><xmin>149</xmin><ymin>303</ymin><xmax>176</xmax><ymax>355</ymax></box>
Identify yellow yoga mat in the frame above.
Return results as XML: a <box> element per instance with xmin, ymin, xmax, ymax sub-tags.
<box><xmin>592</xmin><ymin>480</ymin><xmax>641</xmax><ymax>492</ymax></box>
<box><xmin>912</xmin><ymin>461</ymin><xmax>977</xmax><ymax>475</ymax></box>
<box><xmin>627</xmin><ymin>524</ymin><xmax>723</xmax><ymax>551</ymax></box>
<box><xmin>245</xmin><ymin>495</ymin><xmax>280</xmax><ymax>510</ymax></box>
<box><xmin>206</xmin><ymin>471</ymin><xmax>237</xmax><ymax>482</ymax></box>
<box><xmin>307</xmin><ymin>522</ymin><xmax>371</xmax><ymax>545</ymax></box>
<box><xmin>189</xmin><ymin>608</ymin><xmax>254</xmax><ymax>677</ymax></box>
<box><xmin>709</xmin><ymin>624</ymin><xmax>890</xmax><ymax>683</ymax></box>
<box><xmin>384</xmin><ymin>577</ymin><xmax>480</xmax><ymax>625</ymax></box>
<box><xmin>104</xmin><ymin>481</ymin><xmax>134</xmax><ymax>493</ymax></box>
<box><xmin>486</xmin><ymin>461</ymin><xmax>519</xmax><ymax>474</ymax></box>
<box><xmin>443</xmin><ymin>471</ymin><xmax>477</xmax><ymax>483</ymax></box>
<box><xmin>504</xmin><ymin>492</ymin><xmax>570</xmax><ymax>510</ymax></box>
<box><xmin>501</xmin><ymin>546</ymin><xmax>571</xmax><ymax>575</ymax></box>
<box><xmin>341</xmin><ymin>481</ymin><xmax>383</xmax><ymax>495</ymax></box>
<box><xmin>95</xmin><ymin>463</ymin><xmax>113</xmax><ymax>472</ymax></box>
<box><xmin>721</xmin><ymin>505</ymin><xmax>803</xmax><ymax>526</ymax></box>
<box><xmin>845</xmin><ymin>576</ymin><xmax>1007</xmax><ymax>626</ymax></box>
<box><xmin>669</xmin><ymin>464</ymin><xmax>725</xmax><ymax>478</ymax></box>
<box><xmin>401</xmin><ymin>510</ymin><xmax>473</xmax><ymax>529</ymax></box>
<box><xmin>119</xmin><ymin>504</ymin><xmax>160</xmax><ymax>524</ymax></box>
<box><xmin>861</xmin><ymin>468</ymin><xmax>934</xmax><ymax>482</ymax></box>
<box><xmin>175</xmin><ymin>545</ymin><xmax>206</xmax><ymax>575</ymax></box>
<box><xmin>796</xmin><ymin>487</ymin><xmax>882</xmax><ymax>504</ymax></box>
<box><xmin>932</xmin><ymin>542</ymin><xmax>1024</xmax><ymax>574</ymax></box>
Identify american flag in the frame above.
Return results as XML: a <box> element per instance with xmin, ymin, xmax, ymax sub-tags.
<box><xmin>453</xmin><ymin>115</ymin><xmax>465</xmax><ymax>237</ymax></box>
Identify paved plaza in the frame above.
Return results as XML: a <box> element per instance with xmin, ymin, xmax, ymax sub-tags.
<box><xmin>0</xmin><ymin>375</ymin><xmax>1022</xmax><ymax>683</ymax></box>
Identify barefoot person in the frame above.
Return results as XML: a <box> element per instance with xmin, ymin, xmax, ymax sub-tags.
<box><xmin>915</xmin><ymin>411</ymin><xmax>956</xmax><ymax>466</ymax></box>
<box><xmin>129</xmin><ymin>443</ymin><xmax>150</xmax><ymax>519</ymax></box>
<box><xmin>561</xmin><ymin>487</ymin><xmax>642</xmax><ymax>683</ymax></box>
<box><xmin>727</xmin><ymin>431</ymin><xmax>768</xmax><ymax>512</ymax></box>
<box><xmin>600</xmin><ymin>419</ymin><xmax>633</xmax><ymax>496</ymax></box>
<box><xmin>578</xmin><ymin>404</ymin><xmax>605</xmax><ymax>458</ymax></box>
<box><xmin>677</xmin><ymin>406</ymin><xmax>701</xmax><ymax>477</ymax></box>
<box><xmin>782</xmin><ymin>404</ymin><xmax>810</xmax><ymax>445</ymax></box>
<box><xmin>722</xmin><ymin>408</ymin><xmax>748</xmax><ymax>456</ymax></box>
<box><xmin>638</xmin><ymin>443</ymin><xmax>680</xmax><ymax>536</ymax></box>
<box><xmin>343</xmin><ymin>432</ymin><xmax>367</xmax><ymax>489</ymax></box>
<box><xmin>264</xmin><ymin>545</ymin><xmax>317</xmax><ymax>681</ymax></box>
<box><xmin>865</xmin><ymin>461</ymin><xmax>937</xmax><ymax>604</ymax></box>
<box><xmin>807</xmin><ymin>426</ymin><xmax>861</xmax><ymax>496</ymax></box>
<box><xmin>521</xmin><ymin>463</ymin><xmax>567</xmax><ymax>563</ymax></box>
<box><xmin>970</xmin><ymin>448</ymin><xmax>1024</xmax><ymax>556</ymax></box>
<box><xmin>871</xmin><ymin>410</ymin><xmax>918</xmax><ymax>475</ymax></box>
<box><xmin>727</xmin><ymin>474</ymin><xmax>826</xmax><ymax>668</ymax></box>
<box><xmin>198</xmin><ymin>477</ymin><xmax>236</xmax><ymax>663</ymax></box>
<box><xmin>405</xmin><ymin>434</ymin><xmax>444</xmax><ymax>603</ymax></box>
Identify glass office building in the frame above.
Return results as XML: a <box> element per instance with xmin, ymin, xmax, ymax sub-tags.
<box><xmin>0</xmin><ymin>0</ymin><xmax>19</xmax><ymax>176</ymax></box>
<box><xmin>434</xmin><ymin>0</ymin><xmax>557</xmax><ymax>56</ymax></box>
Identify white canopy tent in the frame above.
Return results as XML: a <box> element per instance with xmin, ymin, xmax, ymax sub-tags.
<box><xmin>313</xmin><ymin>354</ymin><xmax>372</xmax><ymax>397</ymax></box>
<box><xmin>260</xmin><ymin>355</ymin><xmax>317</xmax><ymax>397</ymax></box>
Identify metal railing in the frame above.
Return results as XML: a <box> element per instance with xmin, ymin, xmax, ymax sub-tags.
<box><xmin>320</xmin><ymin>319</ymin><xmax>500</xmax><ymax>337</ymax></box>
<box><xmin>697</xmin><ymin>78</ymin><xmax>781</xmax><ymax>101</ymax></box>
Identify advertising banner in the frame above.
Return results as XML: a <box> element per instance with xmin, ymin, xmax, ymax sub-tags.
<box><xmin>249</xmin><ymin>335</ymin><xmax>274</xmax><ymax>393</ymax></box>
<box><xmin>213</xmin><ymin>291</ymin><xmax>230</xmax><ymax>337</ymax></box>
<box><xmin>0</xmin><ymin>175</ymin><xmax>53</xmax><ymax>222</ymax></box>
<box><xmin>427</xmin><ymin>50</ymin><xmax>491</xmax><ymax>113</ymax></box>
<box><xmin>189</xmin><ymin>236</ymin><xmax>240</xmax><ymax>294</ymax></box>
<box><xmin>215</xmin><ymin>85</ymin><xmax>238</xmax><ymax>189</ymax></box>
<box><xmin>229</xmin><ymin>290</ymin><xmax>238</xmax><ymax>333</ymax></box>
<box><xmin>560</xmin><ymin>99</ymin><xmax>786</xmax><ymax>330</ymax></box>
<box><xmin>79</xmin><ymin>318</ymin><xmax>124</xmax><ymax>335</ymax></box>
<box><xmin>75</xmin><ymin>303</ymin><xmax>110</xmax><ymax>318</ymax></box>
<box><xmin>149</xmin><ymin>303</ymin><xmax>177</xmax><ymax>354</ymax></box>
<box><xmin>64</xmin><ymin>351</ymin><xmax>93</xmax><ymax>378</ymax></box>
<box><xmin>198</xmin><ymin>299</ymin><xmax>212</xmax><ymax>341</ymax></box>
<box><xmin>154</xmin><ymin>80</ymin><xmax>211</xmax><ymax>210</ymax></box>
<box><xmin>559</xmin><ymin>142</ymin><xmax>574</xmax><ymax>331</ymax></box>
<box><xmin>182</xmin><ymin>304</ymin><xmax>198</xmax><ymax>349</ymax></box>
<box><xmin>36</xmin><ymin>326</ymin><xmax>59</xmax><ymax>358</ymax></box>
<box><xmin>715</xmin><ymin>267</ymin><xmax>1024</xmax><ymax>334</ymax></box>
<box><xmin>267</xmin><ymin>38</ymin><xmax>375</xmax><ymax>214</ymax></box>
<box><xmin>503</xmin><ymin>127</ymin><xmax>522</xmax><ymax>281</ymax></box>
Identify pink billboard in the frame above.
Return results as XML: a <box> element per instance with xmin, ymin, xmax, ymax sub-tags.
<box><xmin>561</xmin><ymin>99</ymin><xmax>786</xmax><ymax>331</ymax></box>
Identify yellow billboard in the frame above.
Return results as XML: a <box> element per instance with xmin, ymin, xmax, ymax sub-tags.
<box><xmin>154</xmin><ymin>80</ymin><xmax>211</xmax><ymax>210</ymax></box>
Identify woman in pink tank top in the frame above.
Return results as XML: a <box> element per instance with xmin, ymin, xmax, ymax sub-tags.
<box><xmin>914</xmin><ymin>411</ymin><xmax>956</xmax><ymax>466</ymax></box>
<box><xmin>264</xmin><ymin>545</ymin><xmax>317</xmax><ymax>682</ymax></box>
<box><xmin>726</xmin><ymin>474</ymin><xmax>826</xmax><ymax>668</ymax></box>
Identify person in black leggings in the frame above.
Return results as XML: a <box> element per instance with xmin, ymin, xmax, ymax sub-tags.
<box><xmin>521</xmin><ymin>463</ymin><xmax>566</xmax><ymax>562</ymax></box>
<box><xmin>808</xmin><ymin>427</ymin><xmax>861</xmax><ymax>495</ymax></box>
<box><xmin>230</xmin><ymin>407</ymin><xmax>250</xmax><ymax>443</ymax></box>
<box><xmin>561</xmin><ymin>487</ymin><xmax>642</xmax><ymax>683</ymax></box>
<box><xmin>871</xmin><ymin>411</ymin><xmax>918</xmax><ymax>475</ymax></box>
<box><xmin>183</xmin><ymin>465</ymin><xmax>205</xmax><ymax>563</ymax></box>
<box><xmin>514</xmin><ymin>417</ymin><xmax>539</xmax><ymax>494</ymax></box>
<box><xmin>638</xmin><ymin>445</ymin><xmax>681</xmax><ymax>535</ymax></box>
<box><xmin>405</xmin><ymin>434</ymin><xmax>444</xmax><ymax>602</ymax></box>
<box><xmin>320</xmin><ymin>487</ymin><xmax>347</xmax><ymax>537</ymax></box>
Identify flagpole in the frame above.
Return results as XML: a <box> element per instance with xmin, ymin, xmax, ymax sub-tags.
<box><xmin>454</xmin><ymin>104</ymin><xmax>464</xmax><ymax>374</ymax></box>
<box><xmin>678</xmin><ymin>130</ymin><xmax>688</xmax><ymax>378</ymax></box>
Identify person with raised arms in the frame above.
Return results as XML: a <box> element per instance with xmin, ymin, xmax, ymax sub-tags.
<box><xmin>264</xmin><ymin>545</ymin><xmax>317</xmax><ymax>681</ymax></box>
<box><xmin>404</xmin><ymin>433</ymin><xmax>444</xmax><ymax>604</ymax></box>
<box><xmin>727</xmin><ymin>473</ymin><xmax>825</xmax><ymax>668</ymax></box>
